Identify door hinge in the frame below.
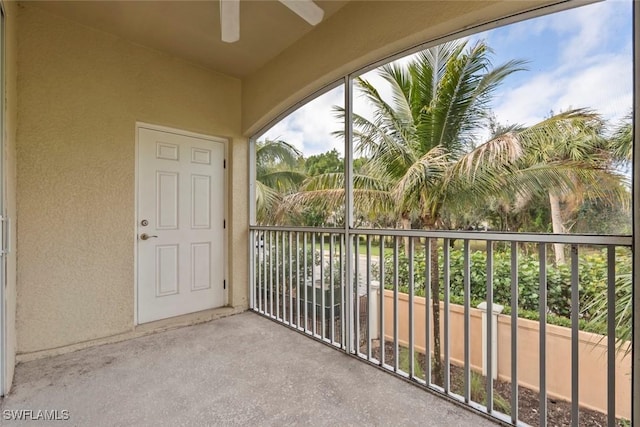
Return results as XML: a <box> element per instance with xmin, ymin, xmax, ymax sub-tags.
<box><xmin>0</xmin><ymin>215</ymin><xmax>9</xmax><ymax>256</ymax></box>
<box><xmin>223</xmin><ymin>280</ymin><xmax>226</xmax><ymax>289</ymax></box>
<box><xmin>223</xmin><ymin>159</ymin><xmax>226</xmax><ymax>169</ymax></box>
<box><xmin>223</xmin><ymin>219</ymin><xmax>226</xmax><ymax>229</ymax></box>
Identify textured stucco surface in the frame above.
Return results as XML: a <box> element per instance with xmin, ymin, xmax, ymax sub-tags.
<box><xmin>242</xmin><ymin>0</ymin><xmax>559</xmax><ymax>135</ymax></box>
<box><xmin>4</xmin><ymin>0</ymin><xmax>19</xmax><ymax>394</ymax></box>
<box><xmin>2</xmin><ymin>313</ymin><xmax>499</xmax><ymax>426</ymax></box>
<box><xmin>16</xmin><ymin>3</ymin><xmax>244</xmax><ymax>354</ymax></box>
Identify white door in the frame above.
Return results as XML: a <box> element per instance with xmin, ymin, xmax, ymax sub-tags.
<box><xmin>137</xmin><ymin>126</ymin><xmax>225</xmax><ymax>324</ymax></box>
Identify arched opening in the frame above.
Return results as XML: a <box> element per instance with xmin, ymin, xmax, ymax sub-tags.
<box><xmin>249</xmin><ymin>1</ymin><xmax>636</xmax><ymax>424</ymax></box>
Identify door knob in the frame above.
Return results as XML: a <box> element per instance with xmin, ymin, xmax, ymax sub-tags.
<box><xmin>140</xmin><ymin>233</ymin><xmax>158</xmax><ymax>240</ymax></box>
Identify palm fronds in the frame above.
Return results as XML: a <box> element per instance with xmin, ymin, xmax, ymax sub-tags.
<box><xmin>255</xmin><ymin>139</ymin><xmax>305</xmax><ymax>223</ymax></box>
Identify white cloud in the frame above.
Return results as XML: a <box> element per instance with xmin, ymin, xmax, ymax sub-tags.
<box><xmin>262</xmin><ymin>86</ymin><xmax>345</xmax><ymax>156</ymax></box>
<box><xmin>261</xmin><ymin>70</ymin><xmax>398</xmax><ymax>157</ymax></box>
<box><xmin>488</xmin><ymin>0</ymin><xmax>632</xmax><ymax>133</ymax></box>
<box><xmin>550</xmin><ymin>1</ymin><xmax>616</xmax><ymax>63</ymax></box>
<box><xmin>493</xmin><ymin>51</ymin><xmax>632</xmax><ymax>127</ymax></box>
<box><xmin>556</xmin><ymin>54</ymin><xmax>632</xmax><ymax>119</ymax></box>
<box><xmin>261</xmin><ymin>0</ymin><xmax>632</xmax><ymax>153</ymax></box>
<box><xmin>492</xmin><ymin>73</ymin><xmax>561</xmax><ymax>126</ymax></box>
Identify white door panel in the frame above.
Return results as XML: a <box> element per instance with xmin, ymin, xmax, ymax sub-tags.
<box><xmin>137</xmin><ymin>127</ymin><xmax>225</xmax><ymax>324</ymax></box>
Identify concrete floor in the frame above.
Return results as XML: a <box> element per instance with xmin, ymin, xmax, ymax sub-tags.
<box><xmin>1</xmin><ymin>312</ymin><xmax>499</xmax><ymax>426</ymax></box>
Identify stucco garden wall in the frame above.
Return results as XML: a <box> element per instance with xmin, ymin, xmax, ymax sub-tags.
<box><xmin>382</xmin><ymin>290</ymin><xmax>632</xmax><ymax>419</ymax></box>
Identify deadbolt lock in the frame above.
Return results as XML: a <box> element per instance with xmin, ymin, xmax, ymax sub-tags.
<box><xmin>141</xmin><ymin>219</ymin><xmax>149</xmax><ymax>226</ymax></box>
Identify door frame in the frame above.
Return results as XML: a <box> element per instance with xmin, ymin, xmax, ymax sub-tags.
<box><xmin>0</xmin><ymin>0</ymin><xmax>6</xmax><ymax>397</ymax></box>
<box><xmin>134</xmin><ymin>122</ymin><xmax>228</xmax><ymax>326</ymax></box>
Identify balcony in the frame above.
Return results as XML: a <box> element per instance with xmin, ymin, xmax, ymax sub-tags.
<box><xmin>0</xmin><ymin>313</ymin><xmax>497</xmax><ymax>426</ymax></box>
<box><xmin>250</xmin><ymin>226</ymin><xmax>633</xmax><ymax>426</ymax></box>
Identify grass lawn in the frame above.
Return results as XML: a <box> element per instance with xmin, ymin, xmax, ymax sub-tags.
<box><xmin>320</xmin><ymin>236</ymin><xmax>490</xmax><ymax>258</ymax></box>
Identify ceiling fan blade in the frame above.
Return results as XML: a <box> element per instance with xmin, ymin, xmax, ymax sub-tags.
<box><xmin>278</xmin><ymin>0</ymin><xmax>324</xmax><ymax>26</ymax></box>
<box><xmin>220</xmin><ymin>0</ymin><xmax>240</xmax><ymax>43</ymax></box>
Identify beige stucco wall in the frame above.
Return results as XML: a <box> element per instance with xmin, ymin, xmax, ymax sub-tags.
<box><xmin>242</xmin><ymin>0</ymin><xmax>559</xmax><ymax>135</ymax></box>
<box><xmin>3</xmin><ymin>0</ymin><xmax>18</xmax><ymax>393</ymax></box>
<box><xmin>16</xmin><ymin>3</ymin><xmax>245</xmax><ymax>354</ymax></box>
<box><xmin>383</xmin><ymin>291</ymin><xmax>632</xmax><ymax>419</ymax></box>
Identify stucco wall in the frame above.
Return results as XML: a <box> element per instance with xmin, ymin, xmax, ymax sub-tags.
<box><xmin>16</xmin><ymin>3</ymin><xmax>245</xmax><ymax>354</ymax></box>
<box><xmin>241</xmin><ymin>0</ymin><xmax>559</xmax><ymax>135</ymax></box>
<box><xmin>4</xmin><ymin>0</ymin><xmax>19</xmax><ymax>393</ymax></box>
<box><xmin>382</xmin><ymin>291</ymin><xmax>632</xmax><ymax>419</ymax></box>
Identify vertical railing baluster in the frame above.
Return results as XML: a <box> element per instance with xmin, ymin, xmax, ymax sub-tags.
<box><xmin>258</xmin><ymin>231</ymin><xmax>263</xmax><ymax>313</ymax></box>
<box><xmin>409</xmin><ymin>237</ymin><xmax>415</xmax><ymax>378</ymax></box>
<box><xmin>366</xmin><ymin>235</ymin><xmax>372</xmax><ymax>360</ymax></box>
<box><xmin>282</xmin><ymin>232</ymin><xmax>286</xmax><ymax>322</ymax></box>
<box><xmin>444</xmin><ymin>238</ymin><xmax>451</xmax><ymax>392</ymax></box>
<box><xmin>250</xmin><ymin>230</ymin><xmax>255</xmax><ymax>310</ymax></box>
<box><xmin>607</xmin><ymin>245</ymin><xmax>616</xmax><ymax>427</ymax></box>
<box><xmin>289</xmin><ymin>232</ymin><xmax>293</xmax><ymax>326</ymax></box>
<box><xmin>256</xmin><ymin>230</ymin><xmax>260</xmax><ymax>313</ymax></box>
<box><xmin>393</xmin><ymin>236</ymin><xmax>399</xmax><ymax>372</ymax></box>
<box><xmin>280</xmin><ymin>231</ymin><xmax>288</xmax><ymax>324</ymax></box>
<box><xmin>486</xmin><ymin>240</ymin><xmax>494</xmax><ymax>412</ymax></box>
<box><xmin>252</xmin><ymin>231</ymin><xmax>256</xmax><ymax>312</ymax></box>
<box><xmin>355</xmin><ymin>234</ymin><xmax>360</xmax><ymax>352</ymax></box>
<box><xmin>260</xmin><ymin>231</ymin><xmax>264</xmax><ymax>313</ymax></box>
<box><xmin>380</xmin><ymin>235</ymin><xmax>385</xmax><ymax>367</ymax></box>
<box><xmin>269</xmin><ymin>231</ymin><xmax>274</xmax><ymax>317</ymax></box>
<box><xmin>571</xmin><ymin>244</ymin><xmax>580</xmax><ymax>427</ymax></box>
<box><xmin>276</xmin><ymin>231</ymin><xmax>280</xmax><ymax>320</ymax></box>
<box><xmin>265</xmin><ymin>230</ymin><xmax>269</xmax><ymax>316</ymax></box>
<box><xmin>330</xmin><ymin>233</ymin><xmax>335</xmax><ymax>344</ymax></box>
<box><xmin>341</xmin><ymin>234</ymin><xmax>346</xmax><ymax>349</ymax></box>
<box><xmin>510</xmin><ymin>241</ymin><xmax>519</xmax><ymax>424</ymax></box>
<box><xmin>304</xmin><ymin>232</ymin><xmax>308</xmax><ymax>333</ymax></box>
<box><xmin>296</xmin><ymin>232</ymin><xmax>300</xmax><ymax>329</ymax></box>
<box><xmin>463</xmin><ymin>239</ymin><xmax>471</xmax><ymax>402</ymax></box>
<box><xmin>312</xmin><ymin>233</ymin><xmax>317</xmax><ymax>336</ymax></box>
<box><xmin>321</xmin><ymin>233</ymin><xmax>326</xmax><ymax>340</ymax></box>
<box><xmin>425</xmin><ymin>238</ymin><xmax>432</xmax><ymax>385</ymax></box>
<box><xmin>264</xmin><ymin>230</ymin><xmax>267</xmax><ymax>313</ymax></box>
<box><xmin>539</xmin><ymin>243</ymin><xmax>547</xmax><ymax>427</ymax></box>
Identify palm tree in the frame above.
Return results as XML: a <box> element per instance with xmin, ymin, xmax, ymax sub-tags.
<box><xmin>610</xmin><ymin>112</ymin><xmax>633</xmax><ymax>164</ymax></box>
<box><xmin>285</xmin><ymin>40</ymin><xmax>527</xmax><ymax>384</ymax></box>
<box><xmin>500</xmin><ymin>110</ymin><xmax>629</xmax><ymax>263</ymax></box>
<box><xmin>585</xmin><ymin>272</ymin><xmax>632</xmax><ymax>355</ymax></box>
<box><xmin>583</xmin><ymin>114</ymin><xmax>633</xmax><ymax>355</ymax></box>
<box><xmin>283</xmin><ymin>40</ymin><xmax>628</xmax><ymax>384</ymax></box>
<box><xmin>255</xmin><ymin>139</ymin><xmax>305</xmax><ymax>224</ymax></box>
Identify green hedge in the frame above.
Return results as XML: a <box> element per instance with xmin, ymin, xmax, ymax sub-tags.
<box><xmin>382</xmin><ymin>246</ymin><xmax>631</xmax><ymax>336</ymax></box>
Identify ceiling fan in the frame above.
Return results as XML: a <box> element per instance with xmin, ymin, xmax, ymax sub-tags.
<box><xmin>220</xmin><ymin>0</ymin><xmax>325</xmax><ymax>43</ymax></box>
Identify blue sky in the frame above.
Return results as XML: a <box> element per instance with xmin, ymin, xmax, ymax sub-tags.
<box><xmin>262</xmin><ymin>0</ymin><xmax>633</xmax><ymax>156</ymax></box>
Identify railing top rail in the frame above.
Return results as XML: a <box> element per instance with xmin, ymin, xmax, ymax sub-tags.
<box><xmin>249</xmin><ymin>225</ymin><xmax>632</xmax><ymax>246</ymax></box>
<box><xmin>250</xmin><ymin>225</ymin><xmax>346</xmax><ymax>234</ymax></box>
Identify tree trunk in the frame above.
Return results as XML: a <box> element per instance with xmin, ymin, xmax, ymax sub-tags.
<box><xmin>420</xmin><ymin>214</ymin><xmax>443</xmax><ymax>386</ymax></box>
<box><xmin>429</xmin><ymin>236</ymin><xmax>443</xmax><ymax>386</ymax></box>
<box><xmin>549</xmin><ymin>192</ymin><xmax>566</xmax><ymax>264</ymax></box>
<box><xmin>401</xmin><ymin>217</ymin><xmax>411</xmax><ymax>256</ymax></box>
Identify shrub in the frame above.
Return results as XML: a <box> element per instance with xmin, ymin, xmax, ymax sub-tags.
<box><xmin>382</xmin><ymin>245</ymin><xmax>631</xmax><ymax>336</ymax></box>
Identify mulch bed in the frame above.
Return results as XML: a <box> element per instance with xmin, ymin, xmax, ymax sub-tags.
<box><xmin>369</xmin><ymin>341</ymin><xmax>628</xmax><ymax>427</ymax></box>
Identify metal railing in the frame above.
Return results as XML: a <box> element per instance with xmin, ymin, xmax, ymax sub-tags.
<box><xmin>249</xmin><ymin>225</ymin><xmax>632</xmax><ymax>427</ymax></box>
